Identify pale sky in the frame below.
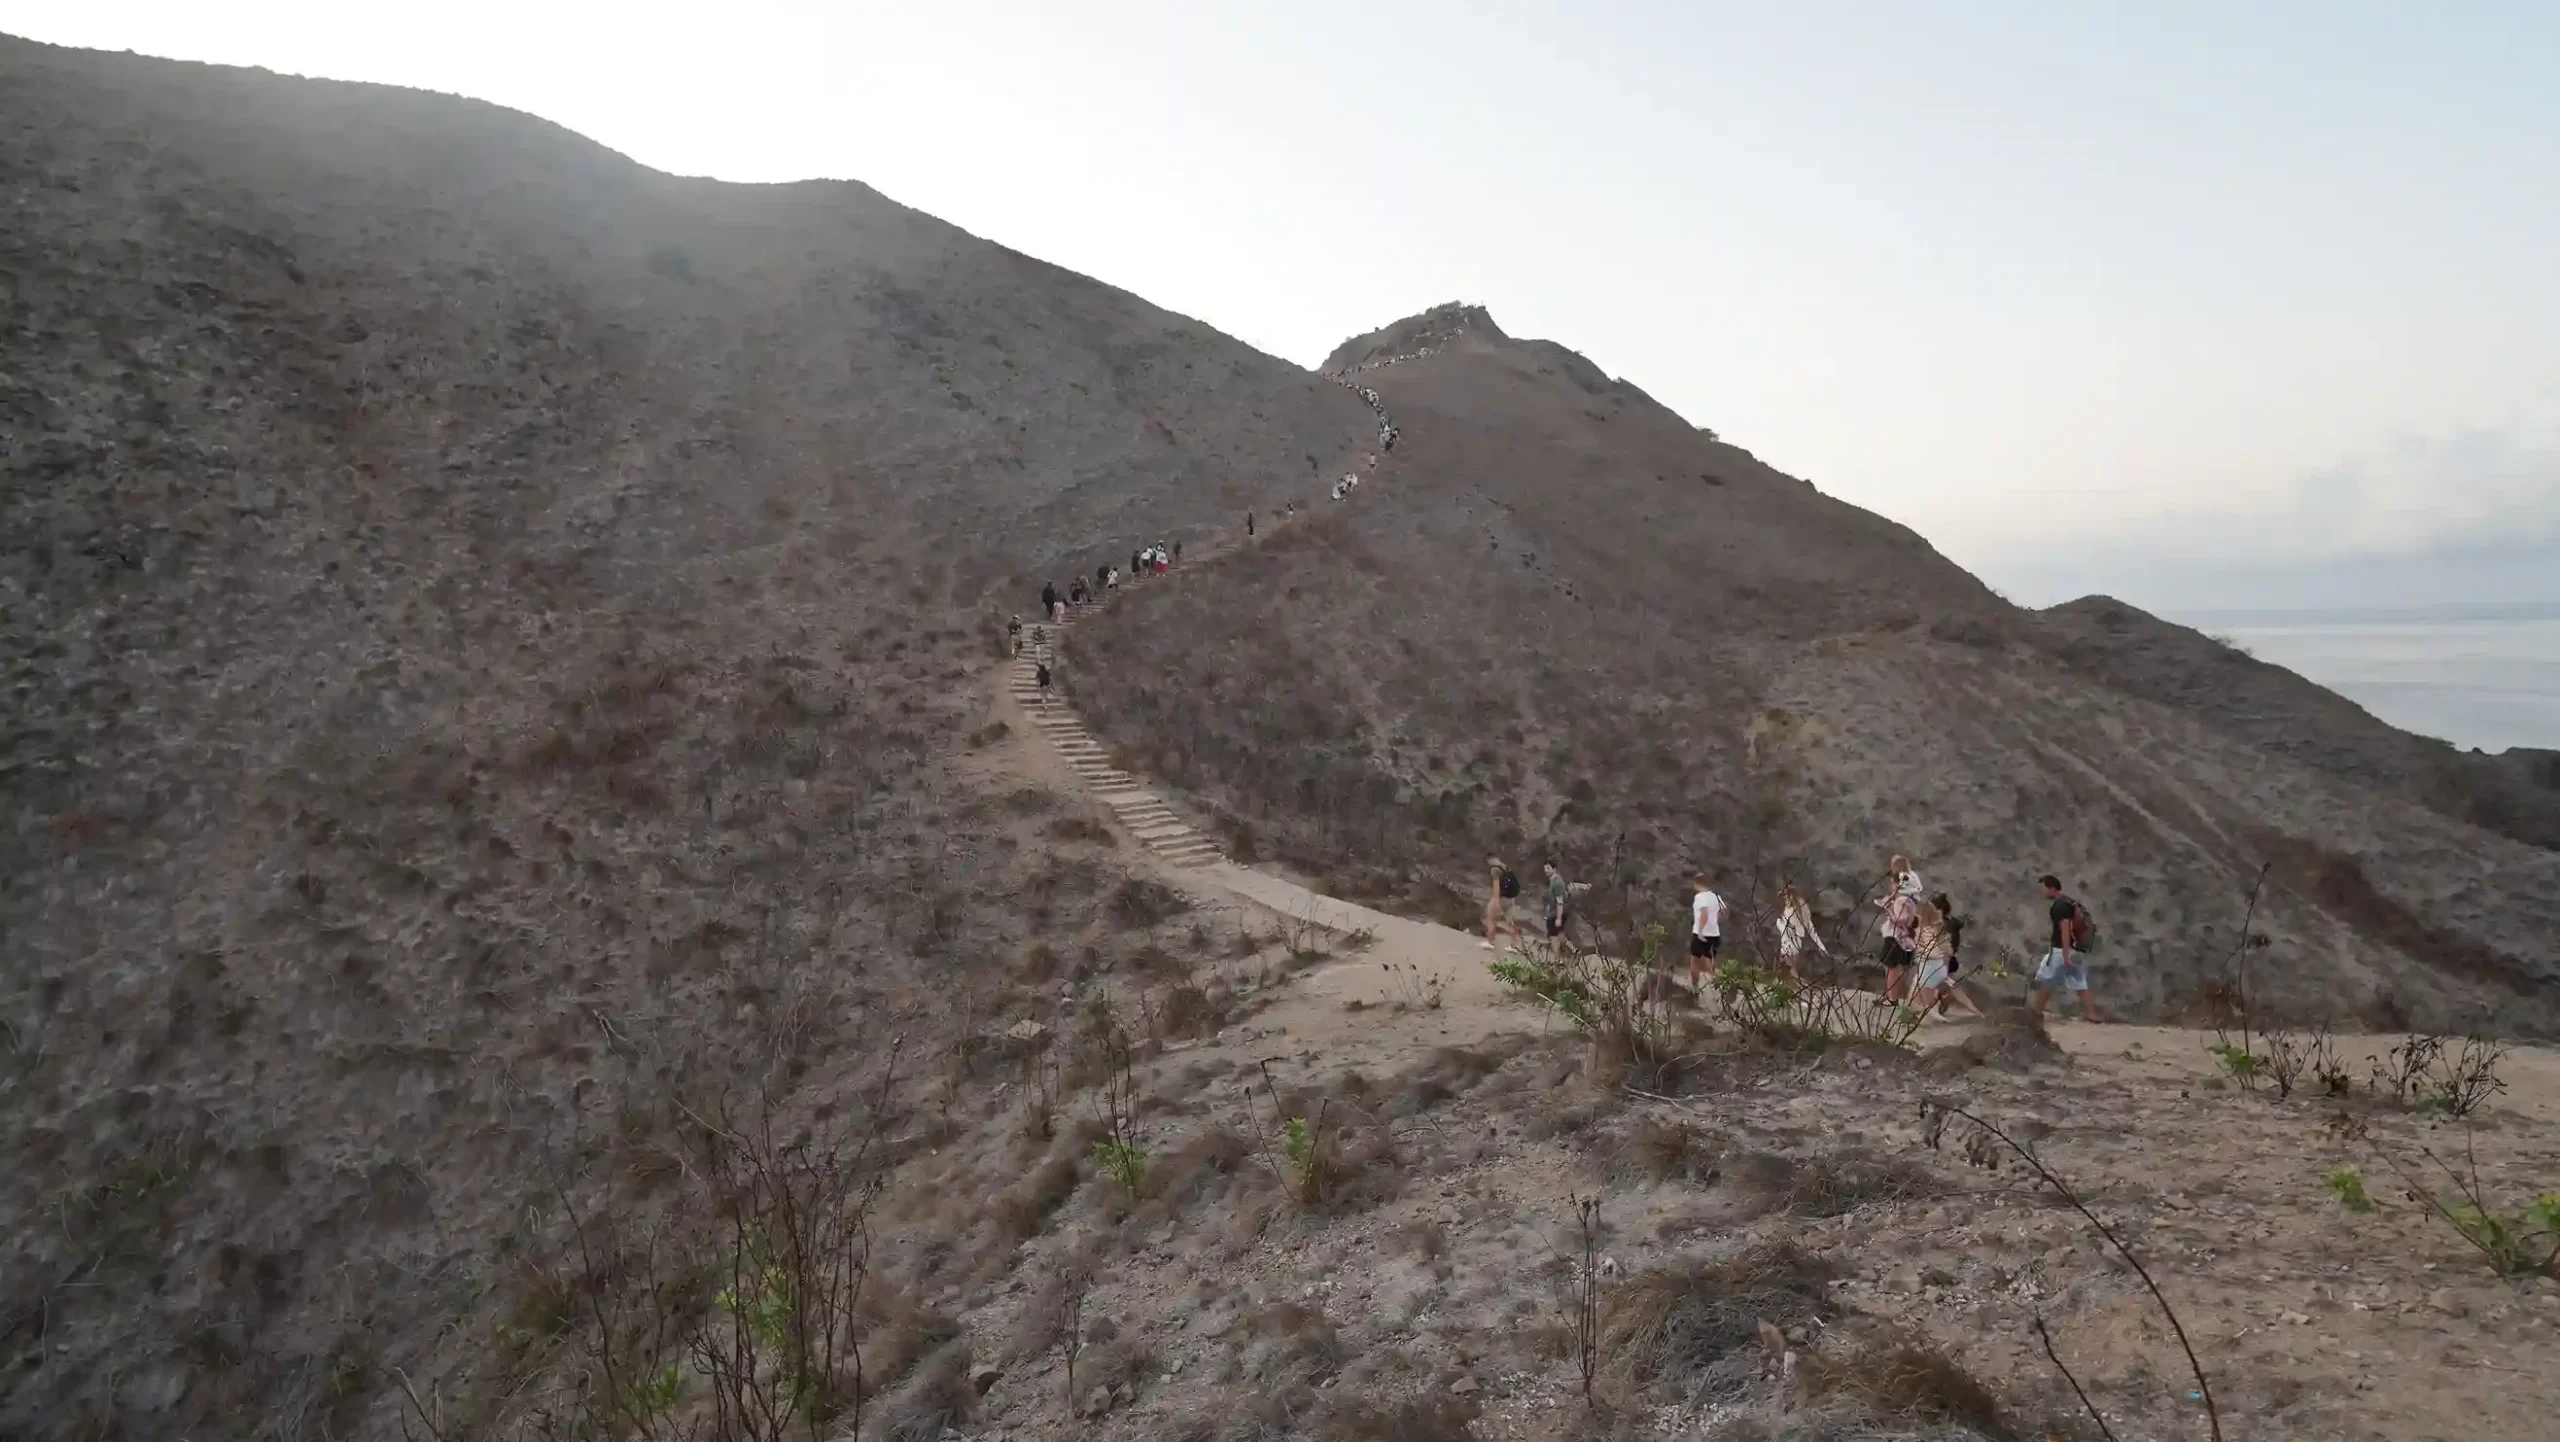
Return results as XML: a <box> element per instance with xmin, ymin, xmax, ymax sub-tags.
<box><xmin>12</xmin><ymin>1</ymin><xmax>2559</xmax><ymax>610</ymax></box>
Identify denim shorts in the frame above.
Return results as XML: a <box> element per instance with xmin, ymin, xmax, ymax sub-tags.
<box><xmin>2033</xmin><ymin>948</ymin><xmax>2089</xmax><ymax>991</ymax></box>
<box><xmin>1915</xmin><ymin>958</ymin><xmax>1953</xmax><ymax>991</ymax></box>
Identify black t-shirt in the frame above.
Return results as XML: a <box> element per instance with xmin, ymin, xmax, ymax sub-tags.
<box><xmin>2049</xmin><ymin>896</ymin><xmax>2076</xmax><ymax>947</ymax></box>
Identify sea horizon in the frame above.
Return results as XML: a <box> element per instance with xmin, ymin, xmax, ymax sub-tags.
<box><xmin>2164</xmin><ymin>605</ymin><xmax>2560</xmax><ymax>756</ymax></box>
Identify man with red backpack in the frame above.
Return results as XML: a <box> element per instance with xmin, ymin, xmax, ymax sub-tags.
<box><xmin>2032</xmin><ymin>874</ymin><xmax>2109</xmax><ymax>1022</ymax></box>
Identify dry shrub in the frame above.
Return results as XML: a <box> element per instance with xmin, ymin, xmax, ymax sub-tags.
<box><xmin>1046</xmin><ymin>814</ymin><xmax>1115</xmax><ymax>846</ymax></box>
<box><xmin>1602</xmin><ymin>1243</ymin><xmax>1837</xmax><ymax>1399</ymax></box>
<box><xmin>853</xmin><ymin>1279</ymin><xmax>959</xmax><ymax>1403</ymax></box>
<box><xmin>1154</xmin><ymin>979</ymin><xmax>1226</xmax><ymax>1039</ymax></box>
<box><xmin>990</xmin><ymin>1129</ymin><xmax>1092</xmax><ymax>1245</ymax></box>
<box><xmin>1240</xmin><ymin>1301</ymin><xmax>1342</xmax><ymax>1388</ymax></box>
<box><xmin>1379</xmin><ymin>1038</ymin><xmax>1529</xmax><ymax>1118</ymax></box>
<box><xmin>874</xmin><ymin>1339</ymin><xmax>974</xmax><ymax>1442</ymax></box>
<box><xmin>1616</xmin><ymin>1117</ymin><xmax>1721</xmax><ymax>1185</ymax></box>
<box><xmin>1752</xmin><ymin>1150</ymin><xmax>1947</xmax><ymax>1219</ymax></box>
<box><xmin>1318</xmin><ymin>1394</ymin><xmax>1481</xmax><ymax>1441</ymax></box>
<box><xmin>1798</xmin><ymin>1345</ymin><xmax>2015</xmax><ymax>1440</ymax></box>
<box><xmin>1110</xmin><ymin>876</ymin><xmax>1191</xmax><ymax>928</ymax></box>
<box><xmin>1132</xmin><ymin>1125</ymin><xmax>1265</xmax><ymax>1228</ymax></box>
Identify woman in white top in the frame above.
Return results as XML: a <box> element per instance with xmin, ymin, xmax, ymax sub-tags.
<box><xmin>1773</xmin><ymin>883</ymin><xmax>1827</xmax><ymax>983</ymax></box>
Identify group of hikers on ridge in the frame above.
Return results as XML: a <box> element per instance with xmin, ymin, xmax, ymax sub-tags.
<box><xmin>1479</xmin><ymin>851</ymin><xmax>2110</xmax><ymax>1022</ymax></box>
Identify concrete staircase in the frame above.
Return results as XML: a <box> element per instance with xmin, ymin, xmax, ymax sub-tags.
<box><xmin>1008</xmin><ymin>615</ymin><xmax>1225</xmax><ymax>869</ymax></box>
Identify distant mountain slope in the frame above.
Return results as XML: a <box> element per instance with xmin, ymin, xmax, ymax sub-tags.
<box><xmin>1</xmin><ymin>36</ymin><xmax>1368</xmax><ymax>1441</ymax></box>
<box><xmin>1079</xmin><ymin>308</ymin><xmax>2560</xmax><ymax>1036</ymax></box>
<box><xmin>2028</xmin><ymin>597</ymin><xmax>2560</xmax><ymax>848</ymax></box>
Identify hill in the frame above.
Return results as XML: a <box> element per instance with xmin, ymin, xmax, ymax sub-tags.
<box><xmin>1075</xmin><ymin>308</ymin><xmax>2560</xmax><ymax>1035</ymax></box>
<box><xmin>0</xmin><ymin>35</ymin><xmax>1367</xmax><ymax>1440</ymax></box>
<box><xmin>8</xmin><ymin>36</ymin><xmax>2557</xmax><ymax>1442</ymax></box>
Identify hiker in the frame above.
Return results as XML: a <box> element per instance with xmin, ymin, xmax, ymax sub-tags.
<box><xmin>1927</xmin><ymin>891</ymin><xmax>1986</xmax><ymax>1018</ymax></box>
<box><xmin>1480</xmin><ymin>854</ymin><xmax>1524</xmax><ymax>952</ymax></box>
<box><xmin>1909</xmin><ymin>898</ymin><xmax>1987</xmax><ymax>1021</ymax></box>
<box><xmin>1877</xmin><ymin>887</ymin><xmax>1920</xmax><ymax>1003</ymax></box>
<box><xmin>1247</xmin><ymin>512</ymin><xmax>1255</xmax><ymax>538</ymax></box>
<box><xmin>1041</xmin><ymin>581</ymin><xmax>1058</xmax><ymax>617</ymax></box>
<box><xmin>1069</xmin><ymin>578</ymin><xmax>1087</xmax><ymax>607</ymax></box>
<box><xmin>1006</xmin><ymin>614</ymin><xmax>1023</xmax><ymax>655</ymax></box>
<box><xmin>1542</xmin><ymin>861</ymin><xmax>1571</xmax><ymax>946</ymax></box>
<box><xmin>2033</xmin><ymin>875</ymin><xmax>2109</xmax><ymax>1022</ymax></box>
<box><xmin>1687</xmin><ymin>875</ymin><xmax>1726</xmax><ymax>988</ymax></box>
<box><xmin>1034</xmin><ymin>660</ymin><xmax>1053</xmax><ymax>705</ymax></box>
<box><xmin>1773</xmin><ymin>882</ymin><xmax>1827</xmax><ymax>982</ymax></box>
<box><xmin>1105</xmin><ymin>567</ymin><xmax>1119</xmax><ymax>593</ymax></box>
<box><xmin>1095</xmin><ymin>562</ymin><xmax>1109</xmax><ymax>591</ymax></box>
<box><xmin>1173</xmin><ymin>540</ymin><xmax>1183</xmax><ymax>565</ymax></box>
<box><xmin>1885</xmin><ymin>854</ymin><xmax>1923</xmax><ymax>901</ymax></box>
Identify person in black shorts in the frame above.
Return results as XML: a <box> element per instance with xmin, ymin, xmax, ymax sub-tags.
<box><xmin>1542</xmin><ymin>861</ymin><xmax>1571</xmax><ymax>943</ymax></box>
<box><xmin>1688</xmin><ymin>875</ymin><xmax>1726</xmax><ymax>988</ymax></box>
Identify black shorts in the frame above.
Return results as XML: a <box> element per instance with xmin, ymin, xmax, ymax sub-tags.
<box><xmin>1546</xmin><ymin>910</ymin><xmax>1567</xmax><ymax>938</ymax></box>
<box><xmin>1689</xmin><ymin>933</ymin><xmax>1722</xmax><ymax>960</ymax></box>
<box><xmin>1879</xmin><ymin>938</ymin><xmax>1914</xmax><ymax>969</ymax></box>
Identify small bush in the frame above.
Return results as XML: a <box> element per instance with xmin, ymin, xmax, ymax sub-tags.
<box><xmin>2321</xmin><ymin>1166</ymin><xmax>2378</xmax><ymax>1214</ymax></box>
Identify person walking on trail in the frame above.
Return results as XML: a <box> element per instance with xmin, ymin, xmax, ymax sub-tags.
<box><xmin>1908</xmin><ymin>897</ymin><xmax>1987</xmax><ymax>1021</ymax></box>
<box><xmin>1480</xmin><ymin>854</ymin><xmax>1524</xmax><ymax>952</ymax></box>
<box><xmin>1033</xmin><ymin>660</ymin><xmax>1053</xmax><ymax>706</ymax></box>
<box><xmin>1773</xmin><ymin>882</ymin><xmax>1827</xmax><ymax>982</ymax></box>
<box><xmin>1041</xmin><ymin>581</ymin><xmax>1058</xmax><ymax>617</ymax></box>
<box><xmin>2032</xmin><ymin>875</ymin><xmax>2109</xmax><ymax>1022</ymax></box>
<box><xmin>1069</xmin><ymin>578</ymin><xmax>1087</xmax><ymax>608</ymax></box>
<box><xmin>1006</xmin><ymin>614</ymin><xmax>1023</xmax><ymax>656</ymax></box>
<box><xmin>1687</xmin><ymin>876</ymin><xmax>1726</xmax><ymax>988</ymax></box>
<box><xmin>1247</xmin><ymin>512</ymin><xmax>1255</xmax><ymax>538</ymax></box>
<box><xmin>1542</xmin><ymin>861</ymin><xmax>1572</xmax><ymax>947</ymax></box>
<box><xmin>1173</xmin><ymin>540</ymin><xmax>1183</xmax><ymax>565</ymax></box>
<box><xmin>1877</xmin><ymin>887</ymin><xmax>1920</xmax><ymax>1004</ymax></box>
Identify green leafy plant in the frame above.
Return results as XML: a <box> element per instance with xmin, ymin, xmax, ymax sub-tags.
<box><xmin>2206</xmin><ymin>1041</ymin><xmax>2261</xmax><ymax>1085</ymax></box>
<box><xmin>1488</xmin><ymin>952</ymin><xmax>1595</xmax><ymax>1027</ymax></box>
<box><xmin>2320</xmin><ymin>1166</ymin><xmax>2377</xmax><ymax>1214</ymax></box>
<box><xmin>625</xmin><ymin>1362</ymin><xmax>683</xmax><ymax>1422</ymax></box>
<box><xmin>1281</xmin><ymin>1110</ymin><xmax>1328</xmax><ymax>1205</ymax></box>
<box><xmin>1092</xmin><ymin>1138</ymin><xmax>1150</xmax><ymax>1195</ymax></box>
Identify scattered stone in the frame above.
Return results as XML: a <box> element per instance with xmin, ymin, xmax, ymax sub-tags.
<box><xmin>970</xmin><ymin>1364</ymin><xmax>1001</xmax><ymax>1396</ymax></box>
<box><xmin>1922</xmin><ymin>1267</ymin><xmax>1958</xmax><ymax>1289</ymax></box>
<box><xmin>1451</xmin><ymin>1375</ymin><xmax>1479</xmax><ymax>1396</ymax></box>
<box><xmin>1078</xmin><ymin>1385</ymin><xmax>1113</xmax><ymax>1419</ymax></box>
<box><xmin>1884</xmin><ymin>1266</ymin><xmax>1922</xmax><ymax>1294</ymax></box>
<box><xmin>1004</xmin><ymin>1019</ymin><xmax>1049</xmax><ymax>1043</ymax></box>
<box><xmin>2428</xmin><ymin>1288</ymin><xmax>2468</xmax><ymax>1319</ymax></box>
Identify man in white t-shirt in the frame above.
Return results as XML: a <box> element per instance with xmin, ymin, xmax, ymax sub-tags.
<box><xmin>1688</xmin><ymin>875</ymin><xmax>1725</xmax><ymax>988</ymax></box>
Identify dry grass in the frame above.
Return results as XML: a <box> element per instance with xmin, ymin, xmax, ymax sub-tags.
<box><xmin>1601</xmin><ymin>1242</ymin><xmax>1838</xmax><ymax>1399</ymax></box>
<box><xmin>1316</xmin><ymin>1394</ymin><xmax>1482</xmax><ymax>1441</ymax></box>
<box><xmin>1616</xmin><ymin>1117</ymin><xmax>1722</xmax><ymax>1185</ymax></box>
<box><xmin>1798</xmin><ymin>1345</ymin><xmax>2017</xmax><ymax>1440</ymax></box>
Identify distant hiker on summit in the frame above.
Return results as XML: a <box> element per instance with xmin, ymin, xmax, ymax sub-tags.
<box><xmin>1247</xmin><ymin>511</ymin><xmax>1255</xmax><ymax>538</ymax></box>
<box><xmin>1041</xmin><ymin>581</ymin><xmax>1058</xmax><ymax>616</ymax></box>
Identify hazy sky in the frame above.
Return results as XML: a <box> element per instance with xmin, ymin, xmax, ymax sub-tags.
<box><xmin>13</xmin><ymin>2</ymin><xmax>2558</xmax><ymax>609</ymax></box>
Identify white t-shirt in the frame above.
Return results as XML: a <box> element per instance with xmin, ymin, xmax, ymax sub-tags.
<box><xmin>1691</xmin><ymin>889</ymin><xmax>1724</xmax><ymax>939</ymax></box>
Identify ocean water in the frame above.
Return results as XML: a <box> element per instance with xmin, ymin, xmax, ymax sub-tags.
<box><xmin>2178</xmin><ymin>609</ymin><xmax>2560</xmax><ymax>755</ymax></box>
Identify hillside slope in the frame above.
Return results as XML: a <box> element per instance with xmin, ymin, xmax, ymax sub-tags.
<box><xmin>1078</xmin><ymin>308</ymin><xmax>2560</xmax><ymax>1034</ymax></box>
<box><xmin>0</xmin><ymin>37</ymin><xmax>1369</xmax><ymax>1440</ymax></box>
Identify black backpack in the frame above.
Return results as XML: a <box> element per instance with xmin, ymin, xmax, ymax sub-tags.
<box><xmin>1499</xmin><ymin>869</ymin><xmax>1520</xmax><ymax>899</ymax></box>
